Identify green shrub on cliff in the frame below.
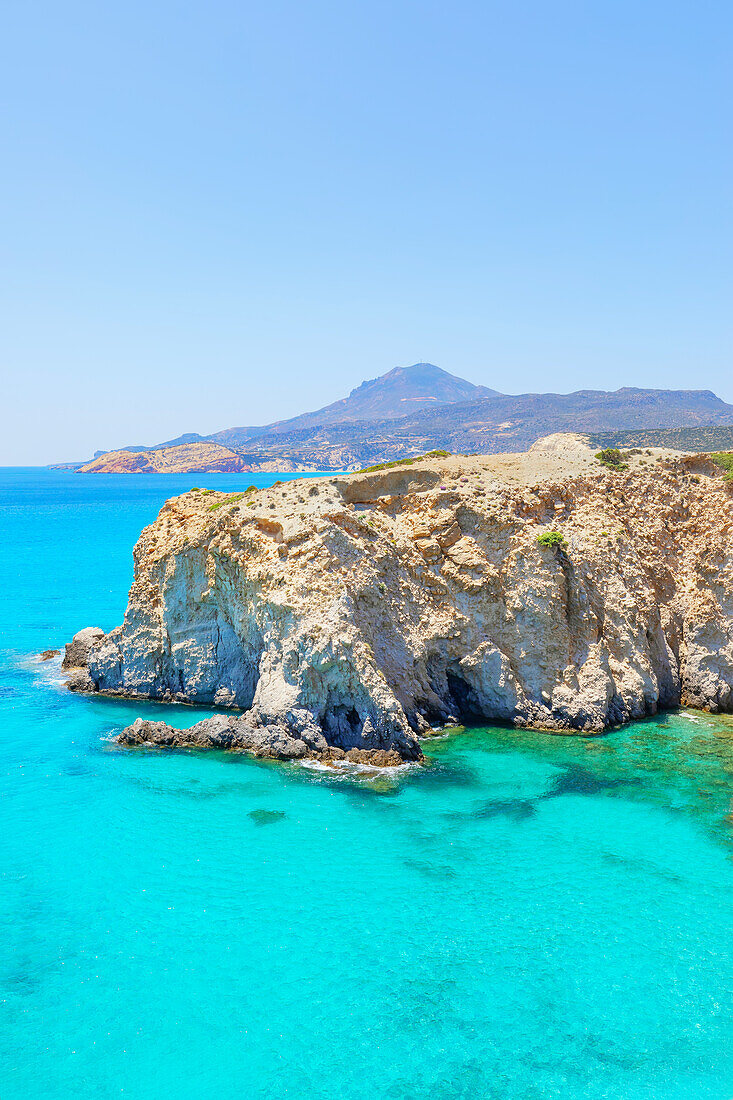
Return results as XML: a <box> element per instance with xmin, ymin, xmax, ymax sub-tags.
<box><xmin>710</xmin><ymin>452</ymin><xmax>733</xmax><ymax>480</ymax></box>
<box><xmin>537</xmin><ymin>530</ymin><xmax>567</xmax><ymax>551</ymax></box>
<box><xmin>359</xmin><ymin>449</ymin><xmax>451</xmax><ymax>474</ymax></box>
<box><xmin>596</xmin><ymin>448</ymin><xmax>628</xmax><ymax>471</ymax></box>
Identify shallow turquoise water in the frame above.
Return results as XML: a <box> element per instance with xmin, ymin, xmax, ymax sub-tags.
<box><xmin>2</xmin><ymin>468</ymin><xmax>733</xmax><ymax>1099</ymax></box>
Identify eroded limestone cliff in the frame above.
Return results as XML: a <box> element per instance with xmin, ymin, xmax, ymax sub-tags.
<box><xmin>64</xmin><ymin>435</ymin><xmax>733</xmax><ymax>761</ymax></box>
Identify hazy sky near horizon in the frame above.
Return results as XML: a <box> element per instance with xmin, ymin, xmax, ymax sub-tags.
<box><xmin>2</xmin><ymin>1</ymin><xmax>732</xmax><ymax>464</ymax></box>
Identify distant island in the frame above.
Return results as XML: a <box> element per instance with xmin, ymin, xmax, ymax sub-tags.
<box><xmin>57</xmin><ymin>361</ymin><xmax>733</xmax><ymax>474</ymax></box>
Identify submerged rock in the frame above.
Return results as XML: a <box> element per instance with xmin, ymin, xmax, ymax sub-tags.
<box><xmin>64</xmin><ymin>435</ymin><xmax>733</xmax><ymax>760</ymax></box>
<box><xmin>248</xmin><ymin>809</ymin><xmax>287</xmax><ymax>825</ymax></box>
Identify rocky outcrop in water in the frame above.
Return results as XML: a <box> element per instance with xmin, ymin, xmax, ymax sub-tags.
<box><xmin>65</xmin><ymin>435</ymin><xmax>733</xmax><ymax>760</ymax></box>
<box><xmin>64</xmin><ymin>626</ymin><xmax>105</xmax><ymax>669</ymax></box>
<box><xmin>118</xmin><ymin>715</ymin><xmax>404</xmax><ymax>766</ymax></box>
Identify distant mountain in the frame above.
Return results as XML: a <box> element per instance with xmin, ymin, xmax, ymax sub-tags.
<box><xmin>198</xmin><ymin>385</ymin><xmax>733</xmax><ymax>470</ymax></box>
<box><xmin>69</xmin><ymin>363</ymin><xmax>733</xmax><ymax>473</ymax></box>
<box><xmin>210</xmin><ymin>363</ymin><xmax>500</xmax><ymax>448</ymax></box>
<box><xmin>92</xmin><ymin>363</ymin><xmax>497</xmax><ymax>458</ymax></box>
<box><xmin>91</xmin><ymin>432</ymin><xmax>207</xmax><ymax>458</ymax></box>
<box><xmin>378</xmin><ymin>386</ymin><xmax>733</xmax><ymax>453</ymax></box>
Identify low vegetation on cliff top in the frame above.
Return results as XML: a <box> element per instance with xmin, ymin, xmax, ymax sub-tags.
<box><xmin>589</xmin><ymin>425</ymin><xmax>733</xmax><ymax>452</ymax></box>
<box><xmin>359</xmin><ymin>450</ymin><xmax>451</xmax><ymax>474</ymax></box>
<box><xmin>595</xmin><ymin>447</ymin><xmax>629</xmax><ymax>471</ymax></box>
<box><xmin>208</xmin><ymin>492</ymin><xmax>246</xmax><ymax>511</ymax></box>
<box><xmin>711</xmin><ymin>452</ymin><xmax>733</xmax><ymax>480</ymax></box>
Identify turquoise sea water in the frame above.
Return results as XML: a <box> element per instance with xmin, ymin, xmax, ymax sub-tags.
<box><xmin>2</xmin><ymin>468</ymin><xmax>733</xmax><ymax>1099</ymax></box>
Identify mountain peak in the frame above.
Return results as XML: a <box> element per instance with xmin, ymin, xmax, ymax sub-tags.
<box><xmin>211</xmin><ymin>363</ymin><xmax>504</xmax><ymax>448</ymax></box>
<box><xmin>392</xmin><ymin>361</ymin><xmax>441</xmax><ymax>373</ymax></box>
<box><xmin>346</xmin><ymin>362</ymin><xmax>500</xmax><ymax>407</ymax></box>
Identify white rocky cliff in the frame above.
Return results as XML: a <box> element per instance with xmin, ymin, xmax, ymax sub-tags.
<box><xmin>63</xmin><ymin>435</ymin><xmax>733</xmax><ymax>761</ymax></box>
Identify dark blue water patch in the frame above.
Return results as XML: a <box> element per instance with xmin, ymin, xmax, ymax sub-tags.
<box><xmin>62</xmin><ymin>761</ymin><xmax>96</xmax><ymax>778</ymax></box>
<box><xmin>402</xmin><ymin>857</ymin><xmax>459</xmax><ymax>880</ymax></box>
<box><xmin>600</xmin><ymin>850</ymin><xmax>685</xmax><ymax>885</ymax></box>
<box><xmin>248</xmin><ymin>809</ymin><xmax>286</xmax><ymax>826</ymax></box>
<box><xmin>413</xmin><ymin>758</ymin><xmax>484</xmax><ymax>791</ymax></box>
<box><xmin>474</xmin><ymin>796</ymin><xmax>537</xmax><ymax>821</ymax></box>
<box><xmin>1</xmin><ymin>968</ymin><xmax>40</xmax><ymax>997</ymax></box>
<box><xmin>550</xmin><ymin>763</ymin><xmax>642</xmax><ymax>797</ymax></box>
<box><xmin>441</xmin><ymin>762</ymin><xmax>646</xmax><ymax>829</ymax></box>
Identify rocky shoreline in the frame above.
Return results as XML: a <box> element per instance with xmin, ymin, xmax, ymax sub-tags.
<box><xmin>61</xmin><ymin>434</ymin><xmax>733</xmax><ymax>763</ymax></box>
<box><xmin>117</xmin><ymin>715</ymin><xmax>407</xmax><ymax>766</ymax></box>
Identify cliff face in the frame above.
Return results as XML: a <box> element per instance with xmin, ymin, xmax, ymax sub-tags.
<box><xmin>66</xmin><ymin>435</ymin><xmax>733</xmax><ymax>761</ymax></box>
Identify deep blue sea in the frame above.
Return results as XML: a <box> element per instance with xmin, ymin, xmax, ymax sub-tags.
<box><xmin>2</xmin><ymin>467</ymin><xmax>733</xmax><ymax>1099</ymax></box>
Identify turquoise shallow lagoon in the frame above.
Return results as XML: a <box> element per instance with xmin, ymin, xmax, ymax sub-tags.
<box><xmin>2</xmin><ymin>468</ymin><xmax>733</xmax><ymax>1099</ymax></box>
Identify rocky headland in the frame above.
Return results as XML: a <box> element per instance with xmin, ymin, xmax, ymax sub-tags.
<box><xmin>75</xmin><ymin>441</ymin><xmax>319</xmax><ymax>475</ymax></box>
<box><xmin>63</xmin><ymin>434</ymin><xmax>733</xmax><ymax>762</ymax></box>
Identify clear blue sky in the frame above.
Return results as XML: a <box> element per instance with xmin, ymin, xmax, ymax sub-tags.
<box><xmin>2</xmin><ymin>0</ymin><xmax>731</xmax><ymax>464</ymax></box>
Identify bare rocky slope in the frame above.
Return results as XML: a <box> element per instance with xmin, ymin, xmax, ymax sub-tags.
<box><xmin>63</xmin><ymin>435</ymin><xmax>733</xmax><ymax>762</ymax></box>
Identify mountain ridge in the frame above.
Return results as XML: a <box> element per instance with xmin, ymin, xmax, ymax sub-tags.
<box><xmin>199</xmin><ymin>384</ymin><xmax>733</xmax><ymax>471</ymax></box>
<box><xmin>209</xmin><ymin>362</ymin><xmax>500</xmax><ymax>448</ymax></box>
<box><xmin>68</xmin><ymin>362</ymin><xmax>733</xmax><ymax>472</ymax></box>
